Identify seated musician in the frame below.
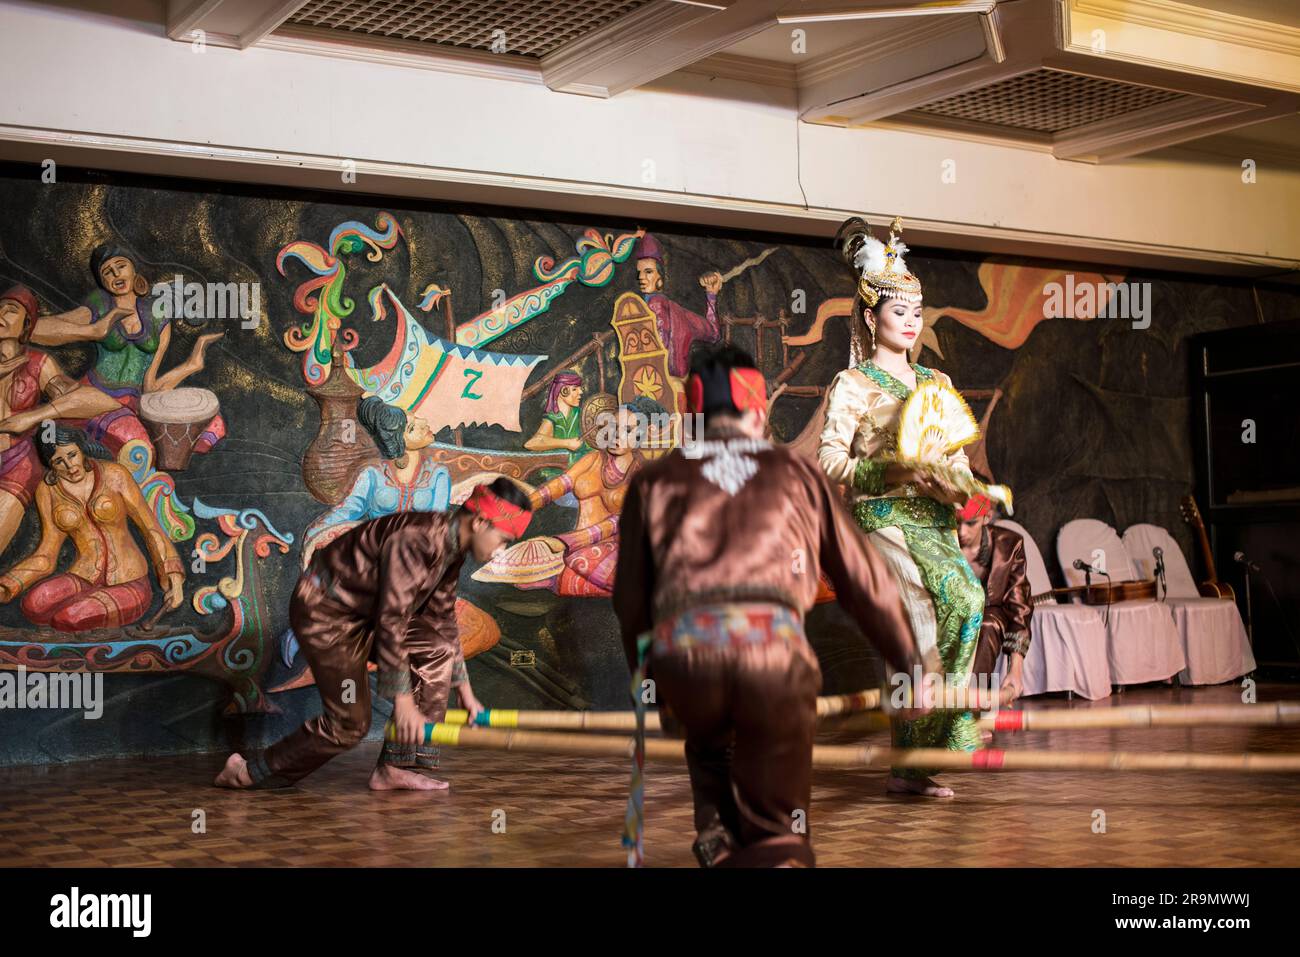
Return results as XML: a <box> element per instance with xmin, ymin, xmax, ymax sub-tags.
<box><xmin>957</xmin><ymin>493</ymin><xmax>1032</xmax><ymax>708</ymax></box>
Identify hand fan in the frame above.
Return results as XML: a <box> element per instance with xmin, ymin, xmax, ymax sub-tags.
<box><xmin>896</xmin><ymin>380</ymin><xmax>979</xmax><ymax>463</ymax></box>
<box><xmin>894</xmin><ymin>380</ymin><xmax>1014</xmax><ymax>514</ymax></box>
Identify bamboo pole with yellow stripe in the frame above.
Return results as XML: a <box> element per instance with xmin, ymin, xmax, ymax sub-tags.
<box><xmin>436</xmin><ymin>699</ymin><xmax>1300</xmax><ymax>736</ymax></box>
<box><xmin>384</xmin><ymin>721</ymin><xmax>1300</xmax><ymax>773</ymax></box>
<box><xmin>431</xmin><ymin>686</ymin><xmax>1006</xmax><ymax>734</ymax></box>
<box><xmin>436</xmin><ymin>688</ymin><xmax>885</xmax><ymax>733</ymax></box>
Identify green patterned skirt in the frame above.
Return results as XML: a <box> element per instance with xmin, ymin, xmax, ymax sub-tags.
<box><xmin>853</xmin><ymin>499</ymin><xmax>986</xmax><ymax>779</ymax></box>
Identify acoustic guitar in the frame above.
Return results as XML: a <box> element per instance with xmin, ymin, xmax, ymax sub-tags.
<box><xmin>1179</xmin><ymin>495</ymin><xmax>1236</xmax><ymax>600</ymax></box>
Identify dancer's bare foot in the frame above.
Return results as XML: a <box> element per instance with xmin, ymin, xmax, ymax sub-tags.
<box><xmin>214</xmin><ymin>753</ymin><xmax>253</xmax><ymax>788</ymax></box>
<box><xmin>980</xmin><ymin>729</ymin><xmax>994</xmax><ymax>746</ymax></box>
<box><xmin>886</xmin><ymin>775</ymin><xmax>955</xmax><ymax>798</ymax></box>
<box><xmin>368</xmin><ymin>764</ymin><xmax>449</xmax><ymax>791</ymax></box>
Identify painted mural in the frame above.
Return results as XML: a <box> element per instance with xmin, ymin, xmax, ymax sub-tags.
<box><xmin>0</xmin><ymin>166</ymin><xmax>1295</xmax><ymax>764</ymax></box>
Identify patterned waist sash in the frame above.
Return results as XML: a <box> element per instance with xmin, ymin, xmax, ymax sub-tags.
<box><xmin>623</xmin><ymin>601</ymin><xmax>808</xmax><ymax>865</ymax></box>
<box><xmin>653</xmin><ymin>601</ymin><xmax>805</xmax><ymax>654</ymax></box>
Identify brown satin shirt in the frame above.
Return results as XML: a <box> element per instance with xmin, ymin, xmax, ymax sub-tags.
<box><xmin>975</xmin><ymin>524</ymin><xmax>1034</xmax><ymax>653</ymax></box>
<box><xmin>306</xmin><ymin>509</ymin><xmax>466</xmax><ymax>695</ymax></box>
<box><xmin>613</xmin><ymin>432</ymin><xmax>922</xmax><ymax>677</ymax></box>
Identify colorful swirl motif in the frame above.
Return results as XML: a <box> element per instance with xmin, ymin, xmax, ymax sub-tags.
<box><xmin>122</xmin><ymin>439</ymin><xmax>195</xmax><ymax>542</ymax></box>
<box><xmin>191</xmin><ymin>498</ymin><xmax>294</xmax><ymax>616</ymax></box>
<box><xmin>277</xmin><ymin>212</ymin><xmax>403</xmax><ymax>386</ymax></box>
<box><xmin>0</xmin><ymin>633</ymin><xmax>213</xmax><ymax>671</ymax></box>
<box><xmin>278</xmin><ymin>216</ymin><xmax>637</xmax><ymax>381</ymax></box>
<box><xmin>534</xmin><ymin>227</ymin><xmax>643</xmax><ymax>286</ymax></box>
<box><xmin>454</xmin><ymin>227</ymin><xmax>643</xmax><ymax>350</ymax></box>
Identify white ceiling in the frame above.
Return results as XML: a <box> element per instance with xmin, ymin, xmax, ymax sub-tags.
<box><xmin>161</xmin><ymin>0</ymin><xmax>1300</xmax><ymax>163</ymax></box>
<box><xmin>724</xmin><ymin>18</ymin><xmax>897</xmax><ymax>65</ymax></box>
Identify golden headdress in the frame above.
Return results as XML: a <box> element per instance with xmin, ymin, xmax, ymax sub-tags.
<box><xmin>835</xmin><ymin>215</ymin><xmax>923</xmax><ymax>307</ymax></box>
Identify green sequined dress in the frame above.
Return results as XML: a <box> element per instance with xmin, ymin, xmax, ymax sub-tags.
<box><xmin>817</xmin><ymin>360</ymin><xmax>985</xmax><ymax>778</ymax></box>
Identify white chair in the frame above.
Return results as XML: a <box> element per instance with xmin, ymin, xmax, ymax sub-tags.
<box><xmin>1056</xmin><ymin>519</ymin><xmax>1185</xmax><ymax>687</ymax></box>
<box><xmin>996</xmin><ymin>520</ymin><xmax>1111</xmax><ymax>700</ymax></box>
<box><xmin>1121</xmin><ymin>523</ymin><xmax>1255</xmax><ymax>686</ymax></box>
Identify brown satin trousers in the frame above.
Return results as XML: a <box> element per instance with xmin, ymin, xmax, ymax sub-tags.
<box><xmin>248</xmin><ymin>572</ymin><xmax>458</xmax><ymax>787</ymax></box>
<box><xmin>648</xmin><ymin>606</ymin><xmax>823</xmax><ymax>867</ymax></box>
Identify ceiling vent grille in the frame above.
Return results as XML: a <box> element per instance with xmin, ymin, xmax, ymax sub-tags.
<box><xmin>289</xmin><ymin>0</ymin><xmax>653</xmax><ymax>58</ymax></box>
<box><xmin>913</xmin><ymin>69</ymin><xmax>1187</xmax><ymax>133</ymax></box>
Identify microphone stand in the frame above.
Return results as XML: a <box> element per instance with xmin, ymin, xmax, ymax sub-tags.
<box><xmin>1243</xmin><ymin>563</ymin><xmax>1254</xmax><ymax>650</ymax></box>
<box><xmin>1096</xmin><ymin>569</ymin><xmax>1113</xmax><ymax>628</ymax></box>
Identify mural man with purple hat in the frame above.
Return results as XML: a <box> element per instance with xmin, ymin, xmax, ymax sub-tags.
<box><xmin>634</xmin><ymin>232</ymin><xmax>724</xmax><ymax>379</ymax></box>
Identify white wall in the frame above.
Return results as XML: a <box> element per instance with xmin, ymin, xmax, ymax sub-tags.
<box><xmin>1</xmin><ymin>0</ymin><xmax>1297</xmax><ymax>274</ymax></box>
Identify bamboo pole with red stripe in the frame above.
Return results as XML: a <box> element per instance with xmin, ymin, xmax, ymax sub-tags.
<box><xmin>827</xmin><ymin>702</ymin><xmax>1300</xmax><ymax>735</ymax></box>
<box><xmin>386</xmin><ymin>721</ymin><xmax>1300</xmax><ymax>773</ymax></box>
<box><xmin>983</xmin><ymin>702</ymin><xmax>1300</xmax><ymax>733</ymax></box>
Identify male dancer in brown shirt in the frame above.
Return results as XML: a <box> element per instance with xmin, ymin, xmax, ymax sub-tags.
<box><xmin>215</xmin><ymin>478</ymin><xmax>532</xmax><ymax>791</ymax></box>
<box><xmin>614</xmin><ymin>344</ymin><xmax>932</xmax><ymax>867</ymax></box>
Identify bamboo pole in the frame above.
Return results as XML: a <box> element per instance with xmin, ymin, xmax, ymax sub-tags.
<box><xmin>984</xmin><ymin>702</ymin><xmax>1300</xmax><ymax>732</ymax></box>
<box><xmin>829</xmin><ymin>702</ymin><xmax>1300</xmax><ymax>735</ymax></box>
<box><xmin>817</xmin><ymin>688</ymin><xmax>882</xmax><ymax>715</ymax></box>
<box><xmin>442</xmin><ymin>708</ymin><xmax>665</xmax><ymax>732</ymax></box>
<box><xmin>432</xmin><ymin>687</ymin><xmax>1010</xmax><ymax>734</ymax></box>
<box><xmin>519</xmin><ymin>331</ymin><xmax>614</xmax><ymax>401</ymax></box>
<box><xmin>387</xmin><ymin>722</ymin><xmax>1300</xmax><ymax>773</ymax></box>
<box><xmin>439</xmin><ymin>700</ymin><xmax>1300</xmax><ymax>736</ymax></box>
<box><xmin>812</xmin><ymin>686</ymin><xmax>998</xmax><ymax>716</ymax></box>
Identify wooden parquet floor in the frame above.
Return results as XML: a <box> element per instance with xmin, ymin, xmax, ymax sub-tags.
<box><xmin>3</xmin><ymin>683</ymin><xmax>1299</xmax><ymax>867</ymax></box>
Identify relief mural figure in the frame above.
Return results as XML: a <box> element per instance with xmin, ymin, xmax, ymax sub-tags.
<box><xmin>634</xmin><ymin>232</ymin><xmax>723</xmax><ymax>380</ymax></box>
<box><xmin>476</xmin><ymin>397</ymin><xmax>651</xmax><ymax>599</ymax></box>
<box><xmin>0</xmin><ymin>285</ymin><xmax>122</xmax><ymax>555</ymax></box>
<box><xmin>30</xmin><ymin>244</ymin><xmax>226</xmax><ymax>461</ymax></box>
<box><xmin>0</xmin><ymin>427</ymin><xmax>185</xmax><ymax>631</ymax></box>
<box><xmin>523</xmin><ymin>371</ymin><xmax>588</xmax><ymax>467</ymax></box>
<box><xmin>0</xmin><ymin>209</ymin><xmax>289</xmax><ymax>712</ymax></box>
<box><xmin>301</xmin><ymin>396</ymin><xmax>452</xmax><ymax>559</ymax></box>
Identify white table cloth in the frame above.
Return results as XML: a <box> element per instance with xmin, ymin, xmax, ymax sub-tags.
<box><xmin>996</xmin><ymin>520</ymin><xmax>1111</xmax><ymax>700</ymax></box>
<box><xmin>1122</xmin><ymin>523</ymin><xmax>1255</xmax><ymax>685</ymax></box>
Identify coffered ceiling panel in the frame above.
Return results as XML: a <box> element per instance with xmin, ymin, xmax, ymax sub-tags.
<box><xmin>288</xmin><ymin>0</ymin><xmax>656</xmax><ymax>58</ymax></box>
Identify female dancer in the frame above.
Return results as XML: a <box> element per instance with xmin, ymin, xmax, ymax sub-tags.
<box><xmin>817</xmin><ymin>216</ymin><xmax>984</xmax><ymax>798</ymax></box>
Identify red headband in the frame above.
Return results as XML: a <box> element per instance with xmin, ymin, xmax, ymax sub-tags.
<box><xmin>957</xmin><ymin>494</ymin><xmax>994</xmax><ymax>522</ymax></box>
<box><xmin>463</xmin><ymin>483</ymin><xmax>531</xmax><ymax>538</ymax></box>
<box><xmin>685</xmin><ymin>367</ymin><xmax>767</xmax><ymax>416</ymax></box>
